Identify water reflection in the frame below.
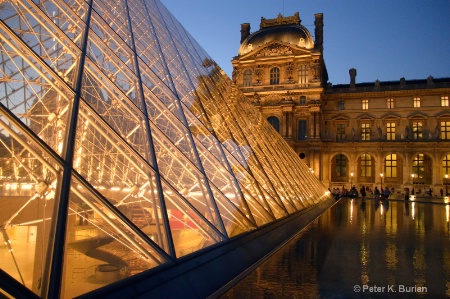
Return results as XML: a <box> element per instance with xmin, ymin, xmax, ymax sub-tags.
<box><xmin>221</xmin><ymin>199</ymin><xmax>450</xmax><ymax>298</ymax></box>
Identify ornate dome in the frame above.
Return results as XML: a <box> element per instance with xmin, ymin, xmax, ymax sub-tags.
<box><xmin>238</xmin><ymin>24</ymin><xmax>314</xmax><ymax>56</ymax></box>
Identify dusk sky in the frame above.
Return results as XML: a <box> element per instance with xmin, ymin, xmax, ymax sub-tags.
<box><xmin>162</xmin><ymin>0</ymin><xmax>450</xmax><ymax>85</ymax></box>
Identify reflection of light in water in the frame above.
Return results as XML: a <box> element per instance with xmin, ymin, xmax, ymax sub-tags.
<box><xmin>380</xmin><ymin>203</ymin><xmax>384</xmax><ymax>215</ymax></box>
<box><xmin>350</xmin><ymin>199</ymin><xmax>353</xmax><ymax>222</ymax></box>
<box><xmin>412</xmin><ymin>202</ymin><xmax>415</xmax><ymax>220</ymax></box>
<box><xmin>446</xmin><ymin>205</ymin><xmax>449</xmax><ymax>222</ymax></box>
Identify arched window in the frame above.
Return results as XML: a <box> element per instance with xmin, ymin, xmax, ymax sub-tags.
<box><xmin>442</xmin><ymin>154</ymin><xmax>450</xmax><ymax>176</ymax></box>
<box><xmin>360</xmin><ymin>154</ymin><xmax>372</xmax><ymax>177</ymax></box>
<box><xmin>335</xmin><ymin>154</ymin><xmax>347</xmax><ymax>178</ymax></box>
<box><xmin>385</xmin><ymin>154</ymin><xmax>397</xmax><ymax>178</ymax></box>
<box><xmin>412</xmin><ymin>153</ymin><xmax>432</xmax><ymax>185</ymax></box>
<box><xmin>270</xmin><ymin>67</ymin><xmax>280</xmax><ymax>85</ymax></box>
<box><xmin>267</xmin><ymin>116</ymin><xmax>280</xmax><ymax>132</ymax></box>
<box><xmin>243</xmin><ymin>69</ymin><xmax>252</xmax><ymax>87</ymax></box>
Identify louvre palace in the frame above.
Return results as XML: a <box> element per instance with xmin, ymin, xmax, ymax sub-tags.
<box><xmin>0</xmin><ymin>1</ymin><xmax>331</xmax><ymax>298</ymax></box>
<box><xmin>232</xmin><ymin>12</ymin><xmax>450</xmax><ymax>197</ymax></box>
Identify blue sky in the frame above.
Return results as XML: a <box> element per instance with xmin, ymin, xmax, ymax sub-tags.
<box><xmin>162</xmin><ymin>0</ymin><xmax>450</xmax><ymax>85</ymax></box>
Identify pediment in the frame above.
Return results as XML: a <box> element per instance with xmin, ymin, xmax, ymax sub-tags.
<box><xmin>331</xmin><ymin>115</ymin><xmax>350</xmax><ymax>125</ymax></box>
<box><xmin>240</xmin><ymin>41</ymin><xmax>312</xmax><ymax>60</ymax></box>
<box><xmin>407</xmin><ymin>112</ymin><xmax>427</xmax><ymax>120</ymax></box>
<box><xmin>260</xmin><ymin>93</ymin><xmax>284</xmax><ymax>105</ymax></box>
<box><xmin>356</xmin><ymin>113</ymin><xmax>375</xmax><ymax>121</ymax></box>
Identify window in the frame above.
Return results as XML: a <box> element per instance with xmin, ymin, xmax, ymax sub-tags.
<box><xmin>413</xmin><ymin>97</ymin><xmax>421</xmax><ymax>108</ymax></box>
<box><xmin>243</xmin><ymin>69</ymin><xmax>252</xmax><ymax>87</ymax></box>
<box><xmin>338</xmin><ymin>100</ymin><xmax>345</xmax><ymax>110</ymax></box>
<box><xmin>335</xmin><ymin>154</ymin><xmax>347</xmax><ymax>177</ymax></box>
<box><xmin>270</xmin><ymin>67</ymin><xmax>280</xmax><ymax>85</ymax></box>
<box><xmin>336</xmin><ymin>124</ymin><xmax>345</xmax><ymax>141</ymax></box>
<box><xmin>360</xmin><ymin>154</ymin><xmax>372</xmax><ymax>177</ymax></box>
<box><xmin>443</xmin><ymin>154</ymin><xmax>450</xmax><ymax>177</ymax></box>
<box><xmin>362</xmin><ymin>99</ymin><xmax>368</xmax><ymax>110</ymax></box>
<box><xmin>387</xmin><ymin>98</ymin><xmax>394</xmax><ymax>109</ymax></box>
<box><xmin>386</xmin><ymin>122</ymin><xmax>396</xmax><ymax>140</ymax></box>
<box><xmin>385</xmin><ymin>154</ymin><xmax>397</xmax><ymax>178</ymax></box>
<box><xmin>299</xmin><ymin>96</ymin><xmax>307</xmax><ymax>105</ymax></box>
<box><xmin>298</xmin><ymin>64</ymin><xmax>308</xmax><ymax>85</ymax></box>
<box><xmin>441</xmin><ymin>121</ymin><xmax>450</xmax><ymax>140</ymax></box>
<box><xmin>412</xmin><ymin>154</ymin><xmax>425</xmax><ymax>179</ymax></box>
<box><xmin>361</xmin><ymin>123</ymin><xmax>371</xmax><ymax>140</ymax></box>
<box><xmin>441</xmin><ymin>96</ymin><xmax>449</xmax><ymax>107</ymax></box>
<box><xmin>413</xmin><ymin>153</ymin><xmax>432</xmax><ymax>184</ymax></box>
<box><xmin>298</xmin><ymin>120</ymin><xmax>307</xmax><ymax>140</ymax></box>
<box><xmin>412</xmin><ymin>121</ymin><xmax>423</xmax><ymax>140</ymax></box>
<box><xmin>267</xmin><ymin>116</ymin><xmax>280</xmax><ymax>132</ymax></box>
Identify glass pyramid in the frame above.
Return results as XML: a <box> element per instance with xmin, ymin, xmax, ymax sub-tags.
<box><xmin>0</xmin><ymin>0</ymin><xmax>331</xmax><ymax>297</ymax></box>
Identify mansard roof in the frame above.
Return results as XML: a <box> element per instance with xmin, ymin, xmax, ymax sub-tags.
<box><xmin>238</xmin><ymin>24</ymin><xmax>314</xmax><ymax>56</ymax></box>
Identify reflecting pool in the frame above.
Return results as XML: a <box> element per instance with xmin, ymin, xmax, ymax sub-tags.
<box><xmin>221</xmin><ymin>198</ymin><xmax>450</xmax><ymax>298</ymax></box>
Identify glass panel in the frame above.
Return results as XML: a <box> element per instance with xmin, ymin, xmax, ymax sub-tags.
<box><xmin>0</xmin><ymin>112</ymin><xmax>61</xmax><ymax>297</ymax></box>
<box><xmin>62</xmin><ymin>175</ymin><xmax>167</xmax><ymax>298</ymax></box>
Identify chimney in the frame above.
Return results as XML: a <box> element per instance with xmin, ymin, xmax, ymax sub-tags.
<box><xmin>240</xmin><ymin>23</ymin><xmax>251</xmax><ymax>44</ymax></box>
<box><xmin>314</xmin><ymin>13</ymin><xmax>323</xmax><ymax>49</ymax></box>
<box><xmin>349</xmin><ymin>68</ymin><xmax>357</xmax><ymax>88</ymax></box>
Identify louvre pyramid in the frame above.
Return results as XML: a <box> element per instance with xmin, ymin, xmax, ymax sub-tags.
<box><xmin>0</xmin><ymin>0</ymin><xmax>330</xmax><ymax>297</ymax></box>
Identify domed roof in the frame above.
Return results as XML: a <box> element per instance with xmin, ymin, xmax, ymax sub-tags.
<box><xmin>238</xmin><ymin>24</ymin><xmax>314</xmax><ymax>56</ymax></box>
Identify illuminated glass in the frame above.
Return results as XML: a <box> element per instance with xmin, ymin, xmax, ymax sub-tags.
<box><xmin>360</xmin><ymin>154</ymin><xmax>372</xmax><ymax>177</ymax></box>
<box><xmin>386</xmin><ymin>122</ymin><xmax>396</xmax><ymax>140</ymax></box>
<box><xmin>385</xmin><ymin>154</ymin><xmax>397</xmax><ymax>178</ymax></box>
<box><xmin>361</xmin><ymin>123</ymin><xmax>370</xmax><ymax>140</ymax></box>
<box><xmin>0</xmin><ymin>0</ymin><xmax>330</xmax><ymax>297</ymax></box>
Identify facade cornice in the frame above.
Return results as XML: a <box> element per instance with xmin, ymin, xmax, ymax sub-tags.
<box><xmin>323</xmin><ymin>87</ymin><xmax>450</xmax><ymax>99</ymax></box>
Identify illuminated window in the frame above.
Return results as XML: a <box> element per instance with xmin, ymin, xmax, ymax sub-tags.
<box><xmin>267</xmin><ymin>116</ymin><xmax>280</xmax><ymax>132</ymax></box>
<box><xmin>412</xmin><ymin>121</ymin><xmax>423</xmax><ymax>140</ymax></box>
<box><xmin>298</xmin><ymin>120</ymin><xmax>307</xmax><ymax>140</ymax></box>
<box><xmin>413</xmin><ymin>97</ymin><xmax>421</xmax><ymax>108</ymax></box>
<box><xmin>361</xmin><ymin>123</ymin><xmax>370</xmax><ymax>140</ymax></box>
<box><xmin>360</xmin><ymin>154</ymin><xmax>372</xmax><ymax>177</ymax></box>
<box><xmin>443</xmin><ymin>154</ymin><xmax>450</xmax><ymax>177</ymax></box>
<box><xmin>338</xmin><ymin>100</ymin><xmax>345</xmax><ymax>110</ymax></box>
<box><xmin>386</xmin><ymin>122</ymin><xmax>396</xmax><ymax>140</ymax></box>
<box><xmin>336</xmin><ymin>124</ymin><xmax>345</xmax><ymax>141</ymax></box>
<box><xmin>441</xmin><ymin>96</ymin><xmax>449</xmax><ymax>107</ymax></box>
<box><xmin>270</xmin><ymin>67</ymin><xmax>280</xmax><ymax>85</ymax></box>
<box><xmin>385</xmin><ymin>154</ymin><xmax>397</xmax><ymax>177</ymax></box>
<box><xmin>335</xmin><ymin>154</ymin><xmax>347</xmax><ymax>177</ymax></box>
<box><xmin>243</xmin><ymin>69</ymin><xmax>252</xmax><ymax>87</ymax></box>
<box><xmin>387</xmin><ymin>98</ymin><xmax>394</xmax><ymax>109</ymax></box>
<box><xmin>441</xmin><ymin>121</ymin><xmax>450</xmax><ymax>140</ymax></box>
<box><xmin>298</xmin><ymin>64</ymin><xmax>308</xmax><ymax>85</ymax></box>
<box><xmin>299</xmin><ymin>96</ymin><xmax>307</xmax><ymax>105</ymax></box>
<box><xmin>413</xmin><ymin>154</ymin><xmax>425</xmax><ymax>179</ymax></box>
<box><xmin>362</xmin><ymin>99</ymin><xmax>368</xmax><ymax>110</ymax></box>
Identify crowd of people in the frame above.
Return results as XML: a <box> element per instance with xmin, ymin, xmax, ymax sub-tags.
<box><xmin>330</xmin><ymin>185</ymin><xmax>403</xmax><ymax>200</ymax></box>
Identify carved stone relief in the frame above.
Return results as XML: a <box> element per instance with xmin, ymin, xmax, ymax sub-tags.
<box><xmin>256</xmin><ymin>43</ymin><xmax>293</xmax><ymax>57</ymax></box>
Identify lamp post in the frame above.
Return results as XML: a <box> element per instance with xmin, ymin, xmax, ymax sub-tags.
<box><xmin>445</xmin><ymin>174</ymin><xmax>449</xmax><ymax>196</ymax></box>
<box><xmin>380</xmin><ymin>173</ymin><xmax>383</xmax><ymax>192</ymax></box>
<box><xmin>411</xmin><ymin>173</ymin><xmax>415</xmax><ymax>195</ymax></box>
<box><xmin>350</xmin><ymin>172</ymin><xmax>354</xmax><ymax>188</ymax></box>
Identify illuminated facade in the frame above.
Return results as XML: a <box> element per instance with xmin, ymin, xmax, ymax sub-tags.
<box><xmin>233</xmin><ymin>12</ymin><xmax>450</xmax><ymax>195</ymax></box>
<box><xmin>0</xmin><ymin>1</ymin><xmax>330</xmax><ymax>298</ymax></box>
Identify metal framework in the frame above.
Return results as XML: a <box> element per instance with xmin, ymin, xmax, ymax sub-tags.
<box><xmin>0</xmin><ymin>0</ymin><xmax>331</xmax><ymax>297</ymax></box>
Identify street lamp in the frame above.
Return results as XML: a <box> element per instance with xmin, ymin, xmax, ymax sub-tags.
<box><xmin>411</xmin><ymin>173</ymin><xmax>415</xmax><ymax>195</ymax></box>
<box><xmin>380</xmin><ymin>173</ymin><xmax>383</xmax><ymax>191</ymax></box>
<box><xmin>350</xmin><ymin>172</ymin><xmax>354</xmax><ymax>188</ymax></box>
<box><xmin>445</xmin><ymin>174</ymin><xmax>449</xmax><ymax>196</ymax></box>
